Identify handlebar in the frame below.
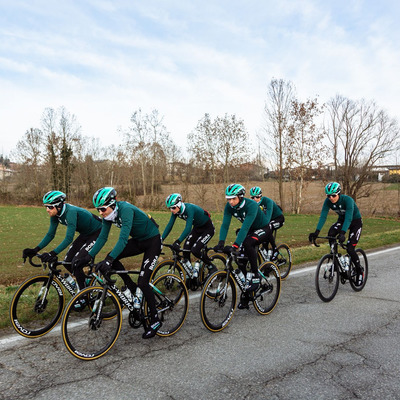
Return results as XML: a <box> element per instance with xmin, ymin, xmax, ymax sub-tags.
<box><xmin>312</xmin><ymin>236</ymin><xmax>347</xmax><ymax>250</ymax></box>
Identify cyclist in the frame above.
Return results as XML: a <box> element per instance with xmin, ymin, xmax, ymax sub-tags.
<box><xmin>22</xmin><ymin>190</ymin><xmax>102</xmax><ymax>293</ymax></box>
<box><xmin>249</xmin><ymin>186</ymin><xmax>284</xmax><ymax>261</ymax></box>
<box><xmin>162</xmin><ymin>193</ymin><xmax>216</xmax><ymax>277</ymax></box>
<box><xmin>308</xmin><ymin>182</ymin><xmax>363</xmax><ymax>284</ymax></box>
<box><xmin>73</xmin><ymin>187</ymin><xmax>163</xmax><ymax>339</ymax></box>
<box><xmin>214</xmin><ymin>183</ymin><xmax>270</xmax><ymax>309</ymax></box>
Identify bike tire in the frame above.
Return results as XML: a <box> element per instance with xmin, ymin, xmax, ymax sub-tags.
<box><xmin>62</xmin><ymin>286</ymin><xmax>122</xmax><ymax>361</ymax></box>
<box><xmin>315</xmin><ymin>254</ymin><xmax>339</xmax><ymax>302</ymax></box>
<box><xmin>10</xmin><ymin>275</ymin><xmax>64</xmax><ymax>338</ymax></box>
<box><xmin>275</xmin><ymin>243</ymin><xmax>292</xmax><ymax>280</ymax></box>
<box><xmin>199</xmin><ymin>253</ymin><xmax>227</xmax><ymax>286</ymax></box>
<box><xmin>199</xmin><ymin>271</ymin><xmax>237</xmax><ymax>332</ymax></box>
<box><xmin>144</xmin><ymin>273</ymin><xmax>189</xmax><ymax>337</ymax></box>
<box><xmin>151</xmin><ymin>259</ymin><xmax>186</xmax><ymax>283</ymax></box>
<box><xmin>253</xmin><ymin>261</ymin><xmax>281</xmax><ymax>315</ymax></box>
<box><xmin>349</xmin><ymin>248</ymin><xmax>368</xmax><ymax>292</ymax></box>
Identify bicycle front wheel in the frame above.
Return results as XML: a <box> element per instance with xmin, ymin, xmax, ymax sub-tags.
<box><xmin>199</xmin><ymin>271</ymin><xmax>237</xmax><ymax>332</ymax></box>
<box><xmin>315</xmin><ymin>254</ymin><xmax>339</xmax><ymax>302</ymax></box>
<box><xmin>62</xmin><ymin>286</ymin><xmax>122</xmax><ymax>360</ymax></box>
<box><xmin>199</xmin><ymin>253</ymin><xmax>227</xmax><ymax>285</ymax></box>
<box><xmin>275</xmin><ymin>243</ymin><xmax>292</xmax><ymax>280</ymax></box>
<box><xmin>253</xmin><ymin>262</ymin><xmax>281</xmax><ymax>315</ymax></box>
<box><xmin>145</xmin><ymin>273</ymin><xmax>189</xmax><ymax>337</ymax></box>
<box><xmin>151</xmin><ymin>259</ymin><xmax>186</xmax><ymax>283</ymax></box>
<box><xmin>349</xmin><ymin>248</ymin><xmax>368</xmax><ymax>292</ymax></box>
<box><xmin>10</xmin><ymin>275</ymin><xmax>64</xmax><ymax>338</ymax></box>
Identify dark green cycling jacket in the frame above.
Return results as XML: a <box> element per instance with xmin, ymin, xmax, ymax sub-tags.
<box><xmin>316</xmin><ymin>194</ymin><xmax>362</xmax><ymax>232</ymax></box>
<box><xmin>37</xmin><ymin>204</ymin><xmax>102</xmax><ymax>255</ymax></box>
<box><xmin>258</xmin><ymin>196</ymin><xmax>283</xmax><ymax>222</ymax></box>
<box><xmin>219</xmin><ymin>198</ymin><xmax>269</xmax><ymax>246</ymax></box>
<box><xmin>162</xmin><ymin>203</ymin><xmax>211</xmax><ymax>243</ymax></box>
<box><xmin>89</xmin><ymin>201</ymin><xmax>159</xmax><ymax>260</ymax></box>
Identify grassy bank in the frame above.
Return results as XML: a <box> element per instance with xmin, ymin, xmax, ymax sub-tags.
<box><xmin>1</xmin><ymin>205</ymin><xmax>399</xmax><ymax>329</ymax></box>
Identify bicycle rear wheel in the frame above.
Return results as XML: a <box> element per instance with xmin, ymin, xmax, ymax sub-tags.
<box><xmin>349</xmin><ymin>248</ymin><xmax>368</xmax><ymax>292</ymax></box>
<box><xmin>253</xmin><ymin>262</ymin><xmax>281</xmax><ymax>315</ymax></box>
<box><xmin>145</xmin><ymin>273</ymin><xmax>189</xmax><ymax>337</ymax></box>
<box><xmin>199</xmin><ymin>271</ymin><xmax>237</xmax><ymax>332</ymax></box>
<box><xmin>10</xmin><ymin>275</ymin><xmax>64</xmax><ymax>338</ymax></box>
<box><xmin>315</xmin><ymin>254</ymin><xmax>339</xmax><ymax>302</ymax></box>
<box><xmin>62</xmin><ymin>286</ymin><xmax>122</xmax><ymax>360</ymax></box>
<box><xmin>199</xmin><ymin>254</ymin><xmax>226</xmax><ymax>285</ymax></box>
<box><xmin>275</xmin><ymin>243</ymin><xmax>292</xmax><ymax>280</ymax></box>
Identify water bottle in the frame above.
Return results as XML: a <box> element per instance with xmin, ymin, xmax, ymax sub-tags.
<box><xmin>246</xmin><ymin>271</ymin><xmax>253</xmax><ymax>284</ymax></box>
<box><xmin>235</xmin><ymin>269</ymin><xmax>245</xmax><ymax>284</ymax></box>
<box><xmin>267</xmin><ymin>249</ymin><xmax>273</xmax><ymax>260</ymax></box>
<box><xmin>339</xmin><ymin>255</ymin><xmax>349</xmax><ymax>271</ymax></box>
<box><xmin>122</xmin><ymin>287</ymin><xmax>133</xmax><ymax>303</ymax></box>
<box><xmin>183</xmin><ymin>259</ymin><xmax>192</xmax><ymax>273</ymax></box>
<box><xmin>193</xmin><ymin>261</ymin><xmax>201</xmax><ymax>278</ymax></box>
<box><xmin>343</xmin><ymin>255</ymin><xmax>350</xmax><ymax>271</ymax></box>
<box><xmin>65</xmin><ymin>274</ymin><xmax>77</xmax><ymax>290</ymax></box>
<box><xmin>133</xmin><ymin>287</ymin><xmax>143</xmax><ymax>309</ymax></box>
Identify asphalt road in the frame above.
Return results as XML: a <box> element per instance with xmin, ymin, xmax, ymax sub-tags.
<box><xmin>1</xmin><ymin>246</ymin><xmax>399</xmax><ymax>400</ymax></box>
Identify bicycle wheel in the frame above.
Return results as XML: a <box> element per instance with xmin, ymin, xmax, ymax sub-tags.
<box><xmin>253</xmin><ymin>262</ymin><xmax>281</xmax><ymax>315</ymax></box>
<box><xmin>10</xmin><ymin>275</ymin><xmax>64</xmax><ymax>338</ymax></box>
<box><xmin>199</xmin><ymin>271</ymin><xmax>237</xmax><ymax>332</ymax></box>
<box><xmin>199</xmin><ymin>254</ymin><xmax>227</xmax><ymax>285</ymax></box>
<box><xmin>145</xmin><ymin>273</ymin><xmax>189</xmax><ymax>337</ymax></box>
<box><xmin>349</xmin><ymin>248</ymin><xmax>368</xmax><ymax>292</ymax></box>
<box><xmin>151</xmin><ymin>259</ymin><xmax>186</xmax><ymax>283</ymax></box>
<box><xmin>275</xmin><ymin>243</ymin><xmax>292</xmax><ymax>280</ymax></box>
<box><xmin>315</xmin><ymin>254</ymin><xmax>339</xmax><ymax>302</ymax></box>
<box><xmin>62</xmin><ymin>286</ymin><xmax>122</xmax><ymax>360</ymax></box>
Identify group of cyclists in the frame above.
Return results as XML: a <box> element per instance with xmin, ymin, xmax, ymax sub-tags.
<box><xmin>22</xmin><ymin>180</ymin><xmax>363</xmax><ymax>339</ymax></box>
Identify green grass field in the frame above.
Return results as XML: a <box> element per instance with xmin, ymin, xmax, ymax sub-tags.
<box><xmin>1</xmin><ymin>205</ymin><xmax>399</xmax><ymax>329</ymax></box>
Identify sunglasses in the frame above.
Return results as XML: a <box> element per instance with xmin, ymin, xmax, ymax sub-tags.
<box><xmin>45</xmin><ymin>205</ymin><xmax>56</xmax><ymax>210</ymax></box>
<box><xmin>251</xmin><ymin>196</ymin><xmax>262</xmax><ymax>199</ymax></box>
<box><xmin>170</xmin><ymin>206</ymin><xmax>179</xmax><ymax>210</ymax></box>
<box><xmin>327</xmin><ymin>194</ymin><xmax>338</xmax><ymax>198</ymax></box>
<box><xmin>97</xmin><ymin>206</ymin><xmax>109</xmax><ymax>212</ymax></box>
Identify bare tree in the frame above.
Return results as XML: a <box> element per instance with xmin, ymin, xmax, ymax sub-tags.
<box><xmin>325</xmin><ymin>95</ymin><xmax>400</xmax><ymax>200</ymax></box>
<box><xmin>215</xmin><ymin>114</ymin><xmax>250</xmax><ymax>183</ymax></box>
<box><xmin>286</xmin><ymin>98</ymin><xmax>326</xmax><ymax>213</ymax></box>
<box><xmin>260</xmin><ymin>78</ymin><xmax>295</xmax><ymax>209</ymax></box>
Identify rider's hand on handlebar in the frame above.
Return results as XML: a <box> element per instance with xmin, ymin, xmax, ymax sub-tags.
<box><xmin>171</xmin><ymin>240</ymin><xmax>181</xmax><ymax>252</ymax></box>
<box><xmin>214</xmin><ymin>240</ymin><xmax>225</xmax><ymax>252</ymax></box>
<box><xmin>72</xmin><ymin>253</ymin><xmax>93</xmax><ymax>271</ymax></box>
<box><xmin>95</xmin><ymin>255</ymin><xmax>114</xmax><ymax>275</ymax></box>
<box><xmin>308</xmin><ymin>230</ymin><xmax>320</xmax><ymax>243</ymax></box>
<box><xmin>41</xmin><ymin>251</ymin><xmax>57</xmax><ymax>263</ymax></box>
<box><xmin>337</xmin><ymin>231</ymin><xmax>346</xmax><ymax>244</ymax></box>
<box><xmin>22</xmin><ymin>247</ymin><xmax>40</xmax><ymax>259</ymax></box>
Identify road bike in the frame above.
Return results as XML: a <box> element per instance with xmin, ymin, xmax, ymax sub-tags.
<box><xmin>312</xmin><ymin>236</ymin><xmax>368</xmax><ymax>302</ymax></box>
<box><xmin>62</xmin><ymin>268</ymin><xmax>188</xmax><ymax>360</ymax></box>
<box><xmin>199</xmin><ymin>247</ymin><xmax>281</xmax><ymax>332</ymax></box>
<box><xmin>257</xmin><ymin>230</ymin><xmax>292</xmax><ymax>280</ymax></box>
<box><xmin>10</xmin><ymin>254</ymin><xmax>86</xmax><ymax>338</ymax></box>
<box><xmin>151</xmin><ymin>244</ymin><xmax>226</xmax><ymax>291</ymax></box>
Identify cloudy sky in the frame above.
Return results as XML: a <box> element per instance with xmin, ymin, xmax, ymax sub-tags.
<box><xmin>1</xmin><ymin>0</ymin><xmax>399</xmax><ymax>159</ymax></box>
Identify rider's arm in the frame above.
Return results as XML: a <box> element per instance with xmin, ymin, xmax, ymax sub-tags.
<box><xmin>89</xmin><ymin>221</ymin><xmax>111</xmax><ymax>258</ymax></box>
<box><xmin>341</xmin><ymin>195</ymin><xmax>355</xmax><ymax>233</ymax></box>
<box><xmin>235</xmin><ymin>202</ymin><xmax>258</xmax><ymax>246</ymax></box>
<box><xmin>161</xmin><ymin>213</ymin><xmax>177</xmax><ymax>241</ymax></box>
<box><xmin>37</xmin><ymin>217</ymin><xmax>59</xmax><ymax>250</ymax></box>
<box><xmin>52</xmin><ymin>207</ymin><xmax>78</xmax><ymax>255</ymax></box>
<box><xmin>177</xmin><ymin>209</ymin><xmax>195</xmax><ymax>243</ymax></box>
<box><xmin>316</xmin><ymin>199</ymin><xmax>330</xmax><ymax>232</ymax></box>
<box><xmin>109</xmin><ymin>206</ymin><xmax>134</xmax><ymax>259</ymax></box>
<box><xmin>261</xmin><ymin>197</ymin><xmax>274</xmax><ymax>222</ymax></box>
<box><xmin>218</xmin><ymin>203</ymin><xmax>232</xmax><ymax>242</ymax></box>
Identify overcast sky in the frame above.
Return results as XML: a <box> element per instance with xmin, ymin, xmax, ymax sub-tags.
<box><xmin>1</xmin><ymin>0</ymin><xmax>399</xmax><ymax>159</ymax></box>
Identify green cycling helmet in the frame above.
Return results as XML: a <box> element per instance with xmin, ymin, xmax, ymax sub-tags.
<box><xmin>93</xmin><ymin>187</ymin><xmax>117</xmax><ymax>208</ymax></box>
<box><xmin>325</xmin><ymin>182</ymin><xmax>341</xmax><ymax>196</ymax></box>
<box><xmin>43</xmin><ymin>190</ymin><xmax>66</xmax><ymax>205</ymax></box>
<box><xmin>166</xmin><ymin>193</ymin><xmax>182</xmax><ymax>208</ymax></box>
<box><xmin>225</xmin><ymin>183</ymin><xmax>245</xmax><ymax>199</ymax></box>
<box><xmin>249</xmin><ymin>186</ymin><xmax>262</xmax><ymax>197</ymax></box>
